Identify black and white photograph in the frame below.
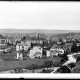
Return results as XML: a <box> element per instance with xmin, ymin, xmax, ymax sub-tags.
<box><xmin>0</xmin><ymin>1</ymin><xmax>80</xmax><ymax>79</ymax></box>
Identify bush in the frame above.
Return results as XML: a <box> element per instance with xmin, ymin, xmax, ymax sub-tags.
<box><xmin>53</xmin><ymin>62</ymin><xmax>62</xmax><ymax>67</ymax></box>
<box><xmin>76</xmin><ymin>56</ymin><xmax>80</xmax><ymax>63</ymax></box>
<box><xmin>67</xmin><ymin>63</ymin><xmax>76</xmax><ymax>69</ymax></box>
<box><xmin>72</xmin><ymin>68</ymin><xmax>80</xmax><ymax>73</ymax></box>
<box><xmin>56</xmin><ymin>66</ymin><xmax>71</xmax><ymax>73</ymax></box>
<box><xmin>14</xmin><ymin>67</ymin><xmax>23</xmax><ymax>73</ymax></box>
<box><xmin>41</xmin><ymin>69</ymin><xmax>52</xmax><ymax>73</ymax></box>
<box><xmin>42</xmin><ymin>60</ymin><xmax>53</xmax><ymax>68</ymax></box>
<box><xmin>42</xmin><ymin>60</ymin><xmax>62</xmax><ymax>68</ymax></box>
<box><xmin>26</xmin><ymin>64</ymin><xmax>39</xmax><ymax>71</ymax></box>
<box><xmin>72</xmin><ymin>61</ymin><xmax>80</xmax><ymax>73</ymax></box>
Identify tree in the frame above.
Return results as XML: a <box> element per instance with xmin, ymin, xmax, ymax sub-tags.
<box><xmin>31</xmin><ymin>42</ymin><xmax>33</xmax><ymax>48</ymax></box>
<box><xmin>26</xmin><ymin>64</ymin><xmax>39</xmax><ymax>73</ymax></box>
<box><xmin>42</xmin><ymin>40</ymin><xmax>46</xmax><ymax>57</ymax></box>
<box><xmin>71</xmin><ymin>41</ymin><xmax>78</xmax><ymax>52</ymax></box>
<box><xmin>14</xmin><ymin>67</ymin><xmax>23</xmax><ymax>73</ymax></box>
<box><xmin>41</xmin><ymin>68</ymin><xmax>52</xmax><ymax>73</ymax></box>
<box><xmin>0</xmin><ymin>34</ymin><xmax>3</xmax><ymax>39</ymax></box>
<box><xmin>76</xmin><ymin>56</ymin><xmax>80</xmax><ymax>63</ymax></box>
<box><xmin>67</xmin><ymin>63</ymin><xmax>76</xmax><ymax>69</ymax></box>
<box><xmin>59</xmin><ymin>52</ymin><xmax>68</xmax><ymax>63</ymax></box>
<box><xmin>59</xmin><ymin>38</ymin><xmax>63</xmax><ymax>42</ymax></box>
<box><xmin>72</xmin><ymin>68</ymin><xmax>80</xmax><ymax>73</ymax></box>
<box><xmin>56</xmin><ymin>66</ymin><xmax>71</xmax><ymax>73</ymax></box>
<box><xmin>21</xmin><ymin>36</ymin><xmax>26</xmax><ymax>41</ymax></box>
<box><xmin>43</xmin><ymin>60</ymin><xmax>53</xmax><ymax>68</ymax></box>
<box><xmin>75</xmin><ymin>38</ymin><xmax>79</xmax><ymax>43</ymax></box>
<box><xmin>58</xmin><ymin>38</ymin><xmax>65</xmax><ymax>45</ymax></box>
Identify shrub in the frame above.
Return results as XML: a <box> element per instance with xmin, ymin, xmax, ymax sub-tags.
<box><xmin>72</xmin><ymin>68</ymin><xmax>80</xmax><ymax>73</ymax></box>
<box><xmin>14</xmin><ymin>67</ymin><xmax>23</xmax><ymax>73</ymax></box>
<box><xmin>52</xmin><ymin>62</ymin><xmax>62</xmax><ymax>67</ymax></box>
<box><xmin>42</xmin><ymin>59</ymin><xmax>62</xmax><ymax>68</ymax></box>
<box><xmin>26</xmin><ymin>64</ymin><xmax>39</xmax><ymax>72</ymax></box>
<box><xmin>72</xmin><ymin>61</ymin><xmax>80</xmax><ymax>73</ymax></box>
<box><xmin>41</xmin><ymin>69</ymin><xmax>52</xmax><ymax>73</ymax></box>
<box><xmin>76</xmin><ymin>56</ymin><xmax>80</xmax><ymax>63</ymax></box>
<box><xmin>56</xmin><ymin>66</ymin><xmax>71</xmax><ymax>73</ymax></box>
<box><xmin>67</xmin><ymin>63</ymin><xmax>76</xmax><ymax>69</ymax></box>
<box><xmin>43</xmin><ymin>60</ymin><xmax>53</xmax><ymax>68</ymax></box>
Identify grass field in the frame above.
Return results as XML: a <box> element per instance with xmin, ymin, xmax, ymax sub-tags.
<box><xmin>0</xmin><ymin>56</ymin><xmax>61</xmax><ymax>72</ymax></box>
<box><xmin>0</xmin><ymin>54</ymin><xmax>17</xmax><ymax>61</ymax></box>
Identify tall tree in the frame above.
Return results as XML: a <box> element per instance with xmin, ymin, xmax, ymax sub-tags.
<box><xmin>71</xmin><ymin>41</ymin><xmax>78</xmax><ymax>52</ymax></box>
<box><xmin>21</xmin><ymin>36</ymin><xmax>26</xmax><ymax>41</ymax></box>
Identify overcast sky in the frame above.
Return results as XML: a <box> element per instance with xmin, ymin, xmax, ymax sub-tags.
<box><xmin>0</xmin><ymin>2</ymin><xmax>80</xmax><ymax>30</ymax></box>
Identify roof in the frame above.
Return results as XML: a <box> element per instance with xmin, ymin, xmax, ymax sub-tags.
<box><xmin>30</xmin><ymin>37</ymin><xmax>44</xmax><ymax>41</ymax></box>
<box><xmin>51</xmin><ymin>44</ymin><xmax>62</xmax><ymax>49</ymax></box>
<box><xmin>17</xmin><ymin>43</ymin><xmax>28</xmax><ymax>46</ymax></box>
<box><xmin>33</xmin><ymin>46</ymin><xmax>42</xmax><ymax>49</ymax></box>
<box><xmin>0</xmin><ymin>45</ymin><xmax>7</xmax><ymax>49</ymax></box>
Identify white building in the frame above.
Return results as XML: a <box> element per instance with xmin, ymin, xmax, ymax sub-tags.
<box><xmin>16</xmin><ymin>41</ymin><xmax>31</xmax><ymax>51</ymax></box>
<box><xmin>29</xmin><ymin>46</ymin><xmax>43</xmax><ymax>59</ymax></box>
<box><xmin>46</xmin><ymin>50</ymin><xmax>51</xmax><ymax>57</ymax></box>
<box><xmin>14</xmin><ymin>52</ymin><xmax>23</xmax><ymax>60</ymax></box>
<box><xmin>50</xmin><ymin>48</ymin><xmax>64</xmax><ymax>57</ymax></box>
<box><xmin>48</xmin><ymin>44</ymin><xmax>64</xmax><ymax>57</ymax></box>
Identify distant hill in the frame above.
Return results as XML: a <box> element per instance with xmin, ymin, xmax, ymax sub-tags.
<box><xmin>0</xmin><ymin>29</ymin><xmax>80</xmax><ymax>34</ymax></box>
<box><xmin>1</xmin><ymin>29</ymin><xmax>80</xmax><ymax>40</ymax></box>
<box><xmin>51</xmin><ymin>32</ymin><xmax>80</xmax><ymax>39</ymax></box>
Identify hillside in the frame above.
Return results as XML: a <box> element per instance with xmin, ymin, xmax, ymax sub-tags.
<box><xmin>51</xmin><ymin>32</ymin><xmax>80</xmax><ymax>39</ymax></box>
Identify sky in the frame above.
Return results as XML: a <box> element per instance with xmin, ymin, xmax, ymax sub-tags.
<box><xmin>0</xmin><ymin>2</ymin><xmax>80</xmax><ymax>30</ymax></box>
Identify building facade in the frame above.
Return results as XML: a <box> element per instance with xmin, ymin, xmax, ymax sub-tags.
<box><xmin>29</xmin><ymin>46</ymin><xmax>43</xmax><ymax>59</ymax></box>
<box><xmin>16</xmin><ymin>41</ymin><xmax>31</xmax><ymax>51</ymax></box>
<box><xmin>48</xmin><ymin>44</ymin><xmax>64</xmax><ymax>57</ymax></box>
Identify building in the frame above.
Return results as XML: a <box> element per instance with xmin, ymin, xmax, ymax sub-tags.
<box><xmin>14</xmin><ymin>51</ymin><xmax>23</xmax><ymax>60</ymax></box>
<box><xmin>30</xmin><ymin>38</ymin><xmax>43</xmax><ymax>44</ymax></box>
<box><xmin>29</xmin><ymin>34</ymin><xmax>45</xmax><ymax>44</ymax></box>
<box><xmin>48</xmin><ymin>44</ymin><xmax>64</xmax><ymax>57</ymax></box>
<box><xmin>0</xmin><ymin>39</ymin><xmax>7</xmax><ymax>44</ymax></box>
<box><xmin>46</xmin><ymin>50</ymin><xmax>51</xmax><ymax>57</ymax></box>
<box><xmin>0</xmin><ymin>39</ymin><xmax>6</xmax><ymax>44</ymax></box>
<box><xmin>63</xmin><ymin>39</ymin><xmax>67</xmax><ymax>43</ymax></box>
<box><xmin>25</xmin><ymin>41</ymin><xmax>31</xmax><ymax>48</ymax></box>
<box><xmin>16</xmin><ymin>41</ymin><xmax>31</xmax><ymax>51</ymax></box>
<box><xmin>0</xmin><ymin>39</ymin><xmax>7</xmax><ymax>52</ymax></box>
<box><xmin>29</xmin><ymin>46</ymin><xmax>43</xmax><ymax>59</ymax></box>
<box><xmin>0</xmin><ymin>38</ymin><xmax>8</xmax><ymax>47</ymax></box>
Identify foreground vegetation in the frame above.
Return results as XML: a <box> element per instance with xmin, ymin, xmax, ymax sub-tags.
<box><xmin>0</xmin><ymin>57</ymin><xmax>62</xmax><ymax>72</ymax></box>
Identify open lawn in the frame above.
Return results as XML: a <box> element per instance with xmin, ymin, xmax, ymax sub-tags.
<box><xmin>0</xmin><ymin>57</ymin><xmax>61</xmax><ymax>72</ymax></box>
<box><xmin>0</xmin><ymin>54</ymin><xmax>17</xmax><ymax>61</ymax></box>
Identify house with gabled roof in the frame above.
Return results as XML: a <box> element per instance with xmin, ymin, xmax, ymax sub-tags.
<box><xmin>29</xmin><ymin>46</ymin><xmax>43</xmax><ymax>59</ymax></box>
<box><xmin>48</xmin><ymin>44</ymin><xmax>64</xmax><ymax>57</ymax></box>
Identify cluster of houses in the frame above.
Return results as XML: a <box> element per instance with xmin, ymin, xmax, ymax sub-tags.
<box><xmin>1</xmin><ymin>35</ymin><xmax>80</xmax><ymax>73</ymax></box>
<box><xmin>14</xmin><ymin>41</ymin><xmax>65</xmax><ymax>60</ymax></box>
<box><xmin>0</xmin><ymin>35</ymin><xmax>72</xmax><ymax>60</ymax></box>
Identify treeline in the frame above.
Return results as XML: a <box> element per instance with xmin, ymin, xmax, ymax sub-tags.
<box><xmin>71</xmin><ymin>42</ymin><xmax>80</xmax><ymax>52</ymax></box>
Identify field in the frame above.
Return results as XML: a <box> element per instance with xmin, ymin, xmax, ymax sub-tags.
<box><xmin>0</xmin><ymin>54</ymin><xmax>17</xmax><ymax>61</ymax></box>
<box><xmin>0</xmin><ymin>55</ymin><xmax>61</xmax><ymax>72</ymax></box>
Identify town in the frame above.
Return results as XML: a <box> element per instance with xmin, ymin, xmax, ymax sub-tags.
<box><xmin>0</xmin><ymin>32</ymin><xmax>80</xmax><ymax>73</ymax></box>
